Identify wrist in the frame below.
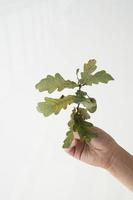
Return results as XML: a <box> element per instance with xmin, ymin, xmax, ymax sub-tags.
<box><xmin>108</xmin><ymin>143</ymin><xmax>133</xmax><ymax>172</ymax></box>
<box><xmin>107</xmin><ymin>144</ymin><xmax>125</xmax><ymax>172</ymax></box>
<box><xmin>106</xmin><ymin>144</ymin><xmax>133</xmax><ymax>191</ymax></box>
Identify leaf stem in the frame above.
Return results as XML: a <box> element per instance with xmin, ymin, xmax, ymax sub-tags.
<box><xmin>76</xmin><ymin>84</ymin><xmax>82</xmax><ymax>112</ymax></box>
<box><xmin>77</xmin><ymin>103</ymin><xmax>80</xmax><ymax>110</ymax></box>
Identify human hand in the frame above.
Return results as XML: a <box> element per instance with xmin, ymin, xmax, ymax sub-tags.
<box><xmin>64</xmin><ymin>127</ymin><xmax>119</xmax><ymax>169</ymax></box>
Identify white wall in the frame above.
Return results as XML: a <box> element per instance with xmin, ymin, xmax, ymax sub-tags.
<box><xmin>0</xmin><ymin>0</ymin><xmax>133</xmax><ymax>199</ymax></box>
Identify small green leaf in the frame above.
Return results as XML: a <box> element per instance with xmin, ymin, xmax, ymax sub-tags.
<box><xmin>73</xmin><ymin>113</ymin><xmax>95</xmax><ymax>142</ymax></box>
<box><xmin>62</xmin><ymin>130</ymin><xmax>74</xmax><ymax>148</ymax></box>
<box><xmin>73</xmin><ymin>90</ymin><xmax>87</xmax><ymax>104</ymax></box>
<box><xmin>35</xmin><ymin>73</ymin><xmax>78</xmax><ymax>93</ymax></box>
<box><xmin>77</xmin><ymin>123</ymin><xmax>96</xmax><ymax>142</ymax></box>
<box><xmin>37</xmin><ymin>95</ymin><xmax>74</xmax><ymax>117</ymax></box>
<box><xmin>76</xmin><ymin>68</ymin><xmax>80</xmax><ymax>75</ymax></box>
<box><xmin>79</xmin><ymin>59</ymin><xmax>97</xmax><ymax>84</ymax></box>
<box><xmin>67</xmin><ymin>109</ymin><xmax>76</xmax><ymax>129</ymax></box>
<box><xmin>87</xmin><ymin>70</ymin><xmax>114</xmax><ymax>85</ymax></box>
<box><xmin>73</xmin><ymin>95</ymin><xmax>86</xmax><ymax>104</ymax></box>
<box><xmin>78</xmin><ymin>108</ymin><xmax>90</xmax><ymax>120</ymax></box>
<box><xmin>81</xmin><ymin>98</ymin><xmax>97</xmax><ymax>113</ymax></box>
<box><xmin>76</xmin><ymin>90</ymin><xmax>87</xmax><ymax>96</ymax></box>
<box><xmin>63</xmin><ymin>108</ymin><xmax>77</xmax><ymax>148</ymax></box>
<box><xmin>81</xmin><ymin>70</ymin><xmax>114</xmax><ymax>85</ymax></box>
<box><xmin>83</xmin><ymin>59</ymin><xmax>97</xmax><ymax>74</ymax></box>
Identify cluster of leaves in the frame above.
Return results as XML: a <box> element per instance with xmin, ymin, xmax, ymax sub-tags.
<box><xmin>35</xmin><ymin>59</ymin><xmax>114</xmax><ymax>148</ymax></box>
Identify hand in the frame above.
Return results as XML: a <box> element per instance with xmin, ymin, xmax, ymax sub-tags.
<box><xmin>64</xmin><ymin>126</ymin><xmax>133</xmax><ymax>191</ymax></box>
<box><xmin>64</xmin><ymin>127</ymin><xmax>119</xmax><ymax>169</ymax></box>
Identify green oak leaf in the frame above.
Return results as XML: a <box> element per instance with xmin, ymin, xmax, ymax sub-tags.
<box><xmin>78</xmin><ymin>108</ymin><xmax>90</xmax><ymax>120</ymax></box>
<box><xmin>81</xmin><ymin>98</ymin><xmax>97</xmax><ymax>113</ymax></box>
<box><xmin>63</xmin><ymin>108</ymin><xmax>76</xmax><ymax>148</ymax></box>
<box><xmin>73</xmin><ymin>113</ymin><xmax>96</xmax><ymax>142</ymax></box>
<box><xmin>62</xmin><ymin>130</ymin><xmax>74</xmax><ymax>148</ymax></box>
<box><xmin>83</xmin><ymin>59</ymin><xmax>97</xmax><ymax>74</ymax></box>
<box><xmin>67</xmin><ymin>108</ymin><xmax>76</xmax><ymax>129</ymax></box>
<box><xmin>75</xmin><ymin>122</ymin><xmax>96</xmax><ymax>142</ymax></box>
<box><xmin>80</xmin><ymin>70</ymin><xmax>114</xmax><ymax>85</ymax></box>
<box><xmin>76</xmin><ymin>90</ymin><xmax>87</xmax><ymax>96</ymax></box>
<box><xmin>73</xmin><ymin>95</ymin><xmax>86</xmax><ymax>103</ymax></box>
<box><xmin>80</xmin><ymin>59</ymin><xmax>97</xmax><ymax>84</ymax></box>
<box><xmin>73</xmin><ymin>90</ymin><xmax>97</xmax><ymax>113</ymax></box>
<box><xmin>37</xmin><ymin>95</ymin><xmax>74</xmax><ymax>117</ymax></box>
<box><xmin>35</xmin><ymin>73</ymin><xmax>78</xmax><ymax>93</ymax></box>
<box><xmin>73</xmin><ymin>90</ymin><xmax>87</xmax><ymax>104</ymax></box>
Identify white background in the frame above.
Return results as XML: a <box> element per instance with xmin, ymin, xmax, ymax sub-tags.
<box><xmin>0</xmin><ymin>0</ymin><xmax>133</xmax><ymax>199</ymax></box>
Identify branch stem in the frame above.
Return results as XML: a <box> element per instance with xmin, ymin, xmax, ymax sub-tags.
<box><xmin>76</xmin><ymin>83</ymin><xmax>82</xmax><ymax>112</ymax></box>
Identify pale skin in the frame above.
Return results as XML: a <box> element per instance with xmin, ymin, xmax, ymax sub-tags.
<box><xmin>64</xmin><ymin>127</ymin><xmax>133</xmax><ymax>192</ymax></box>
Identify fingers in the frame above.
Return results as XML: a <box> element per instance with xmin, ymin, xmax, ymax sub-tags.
<box><xmin>64</xmin><ymin>132</ymin><xmax>85</xmax><ymax>160</ymax></box>
<box><xmin>64</xmin><ymin>131</ymin><xmax>80</xmax><ymax>152</ymax></box>
<box><xmin>64</xmin><ymin>139</ymin><xmax>85</xmax><ymax>160</ymax></box>
<box><xmin>64</xmin><ymin>131</ymin><xmax>80</xmax><ymax>157</ymax></box>
<box><xmin>73</xmin><ymin>140</ymin><xmax>85</xmax><ymax>160</ymax></box>
<box><xmin>64</xmin><ymin>138</ymin><xmax>78</xmax><ymax>155</ymax></box>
